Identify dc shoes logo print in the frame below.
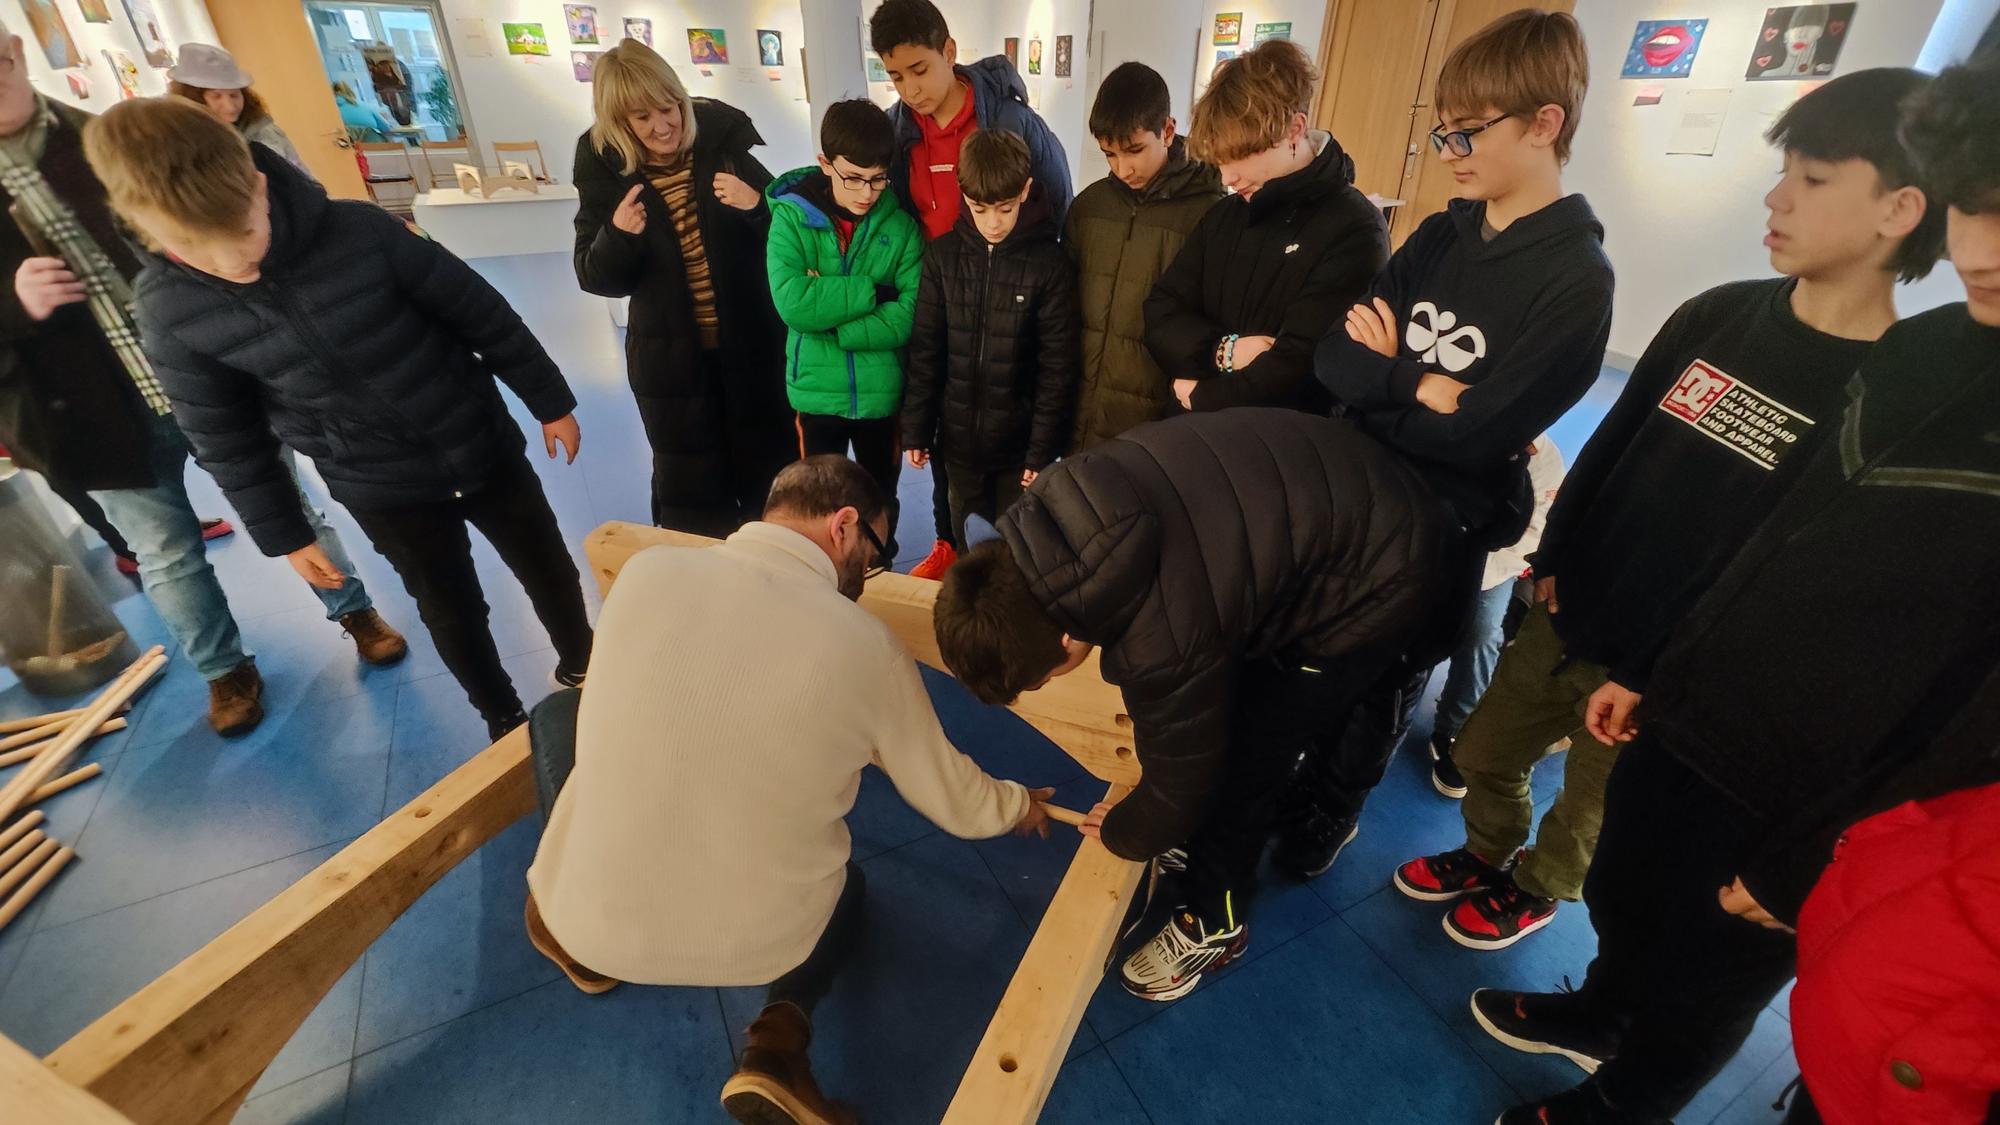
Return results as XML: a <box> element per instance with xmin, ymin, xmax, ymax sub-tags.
<box><xmin>1406</xmin><ymin>301</ymin><xmax>1487</xmax><ymax>373</ymax></box>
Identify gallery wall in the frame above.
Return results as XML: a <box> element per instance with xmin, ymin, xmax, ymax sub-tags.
<box><xmin>1564</xmin><ymin>0</ymin><xmax>1998</xmax><ymax>362</ymax></box>
<box><xmin>0</xmin><ymin>0</ymin><xmax>215</xmax><ymax>115</ymax></box>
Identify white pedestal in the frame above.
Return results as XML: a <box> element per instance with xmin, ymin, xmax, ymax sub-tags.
<box><xmin>410</xmin><ymin>184</ymin><xmax>580</xmax><ymax>260</ymax></box>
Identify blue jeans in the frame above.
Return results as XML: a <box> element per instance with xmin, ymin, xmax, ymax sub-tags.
<box><xmin>1431</xmin><ymin>579</ymin><xmax>1516</xmax><ymax>745</ymax></box>
<box><xmin>88</xmin><ymin>414</ymin><xmax>371</xmax><ymax>680</ymax></box>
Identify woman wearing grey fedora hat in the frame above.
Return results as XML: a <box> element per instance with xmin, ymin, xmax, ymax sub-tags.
<box><xmin>167</xmin><ymin>43</ymin><xmax>308</xmax><ymax>172</ymax></box>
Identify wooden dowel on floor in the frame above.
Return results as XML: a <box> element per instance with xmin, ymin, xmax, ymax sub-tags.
<box><xmin>0</xmin><ymin>647</ymin><xmax>163</xmax><ymax>824</ymax></box>
<box><xmin>0</xmin><ymin>717</ymin><xmax>129</xmax><ymax>768</ymax></box>
<box><xmin>0</xmin><ymin>828</ymin><xmax>46</xmax><ymax>878</ymax></box>
<box><xmin>0</xmin><ymin>708</ymin><xmax>87</xmax><ymax>735</ymax></box>
<box><xmin>0</xmin><ymin>837</ymin><xmax>57</xmax><ymax>900</ymax></box>
<box><xmin>0</xmin><ymin>844</ymin><xmax>75</xmax><ymax>933</ymax></box>
<box><xmin>27</xmin><ymin>765</ymin><xmax>101</xmax><ymax>805</ymax></box>
<box><xmin>0</xmin><ymin>809</ymin><xmax>44</xmax><ymax>853</ymax></box>
<box><xmin>1038</xmin><ymin>801</ymin><xmax>1089</xmax><ymax>828</ymax></box>
<box><xmin>0</xmin><ymin>717</ymin><xmax>68</xmax><ymax>755</ymax></box>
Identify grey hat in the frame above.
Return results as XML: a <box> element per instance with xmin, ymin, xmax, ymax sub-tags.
<box><xmin>167</xmin><ymin>43</ymin><xmax>252</xmax><ymax>90</ymax></box>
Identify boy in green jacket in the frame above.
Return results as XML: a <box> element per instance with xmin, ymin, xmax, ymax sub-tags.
<box><xmin>767</xmin><ymin>99</ymin><xmax>926</xmax><ymax>553</ymax></box>
<box><xmin>1065</xmin><ymin>62</ymin><xmax>1223</xmax><ymax>451</ymax></box>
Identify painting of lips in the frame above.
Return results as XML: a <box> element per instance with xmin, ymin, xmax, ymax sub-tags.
<box><xmin>1621</xmin><ymin>18</ymin><xmax>1708</xmax><ymax>79</ymax></box>
<box><xmin>1747</xmin><ymin>4</ymin><xmax>1858</xmax><ymax>80</ymax></box>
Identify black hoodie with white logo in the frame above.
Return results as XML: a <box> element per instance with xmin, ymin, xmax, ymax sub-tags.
<box><xmin>1315</xmin><ymin>196</ymin><xmax>1614</xmax><ymax>545</ymax></box>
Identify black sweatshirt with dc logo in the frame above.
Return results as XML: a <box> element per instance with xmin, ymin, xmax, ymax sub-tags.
<box><xmin>1314</xmin><ymin>195</ymin><xmax>1614</xmax><ymax>546</ymax></box>
<box><xmin>1530</xmin><ymin>277</ymin><xmax>1873</xmax><ymax>689</ymax></box>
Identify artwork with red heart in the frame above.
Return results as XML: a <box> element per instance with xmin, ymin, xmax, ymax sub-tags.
<box><xmin>1745</xmin><ymin>4</ymin><xmax>1857</xmax><ymax>81</ymax></box>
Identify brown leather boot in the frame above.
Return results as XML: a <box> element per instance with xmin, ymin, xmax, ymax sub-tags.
<box><xmin>339</xmin><ymin>609</ymin><xmax>408</xmax><ymax>666</ymax></box>
<box><xmin>207</xmin><ymin>661</ymin><xmax>264</xmax><ymax>736</ymax></box>
<box><xmin>523</xmin><ymin>893</ymin><xmax>619</xmax><ymax>995</ymax></box>
<box><xmin>720</xmin><ymin>1002</ymin><xmax>855</xmax><ymax>1125</ymax></box>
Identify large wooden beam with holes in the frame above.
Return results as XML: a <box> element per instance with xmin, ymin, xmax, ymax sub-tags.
<box><xmin>43</xmin><ymin>728</ymin><xmax>535</xmax><ymax>1125</ymax></box>
<box><xmin>583</xmin><ymin>521</ymin><xmax>1140</xmax><ymax>787</ymax></box>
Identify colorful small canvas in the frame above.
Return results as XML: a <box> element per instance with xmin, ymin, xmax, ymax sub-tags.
<box><xmin>502</xmin><ymin>23</ymin><xmax>550</xmax><ymax>56</ymax></box>
<box><xmin>687</xmin><ymin>27</ymin><xmax>728</xmax><ymax>66</ymax></box>
<box><xmin>564</xmin><ymin>5</ymin><xmax>598</xmax><ymax>45</ymax></box>
<box><xmin>623</xmin><ymin>18</ymin><xmax>651</xmax><ymax>47</ymax></box>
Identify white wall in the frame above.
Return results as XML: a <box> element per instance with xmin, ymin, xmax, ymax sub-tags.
<box><xmin>1566</xmin><ymin>0</ymin><xmax>1993</xmax><ymax>362</ymax></box>
<box><xmin>0</xmin><ymin>0</ymin><xmax>216</xmax><ymax>115</ymax></box>
<box><xmin>436</xmin><ymin>0</ymin><xmax>815</xmax><ymax>185</ymax></box>
<box><xmin>1194</xmin><ymin>0</ymin><xmax>1325</xmax><ymax>102</ymax></box>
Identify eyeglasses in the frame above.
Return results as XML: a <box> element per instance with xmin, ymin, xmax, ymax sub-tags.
<box><xmin>831</xmin><ymin>162</ymin><xmax>891</xmax><ymax>192</ymax></box>
<box><xmin>856</xmin><ymin>517</ymin><xmax>892</xmax><ymax>579</ymax></box>
<box><xmin>1428</xmin><ymin>114</ymin><xmax>1512</xmax><ymax>157</ymax></box>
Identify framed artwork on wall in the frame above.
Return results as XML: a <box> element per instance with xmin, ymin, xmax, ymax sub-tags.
<box><xmin>1621</xmin><ymin>19</ymin><xmax>1708</xmax><ymax>78</ymax></box>
<box><xmin>758</xmin><ymin>30</ymin><xmax>782</xmax><ymax>67</ymax></box>
<box><xmin>1213</xmin><ymin>12</ymin><xmax>1242</xmax><ymax>46</ymax></box>
<box><xmin>623</xmin><ymin>18</ymin><xmax>651</xmax><ymax>47</ymax></box>
<box><xmin>687</xmin><ymin>28</ymin><xmax>728</xmax><ymax>66</ymax></box>
<box><xmin>21</xmin><ymin>0</ymin><xmax>81</xmax><ymax>70</ymax></box>
<box><xmin>565</xmin><ymin>5</ymin><xmax>599</xmax><ymax>45</ymax></box>
<box><xmin>1745</xmin><ymin>4</ymin><xmax>1856</xmax><ymax>80</ymax></box>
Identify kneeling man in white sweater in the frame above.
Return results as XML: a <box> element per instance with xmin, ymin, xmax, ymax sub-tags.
<box><xmin>526</xmin><ymin>455</ymin><xmax>1049</xmax><ymax>1125</ymax></box>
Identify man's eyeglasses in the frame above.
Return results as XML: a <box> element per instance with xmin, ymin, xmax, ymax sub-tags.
<box><xmin>857</xmin><ymin>518</ymin><xmax>892</xmax><ymax>579</ymax></box>
<box><xmin>832</xmin><ymin>162</ymin><xmax>891</xmax><ymax>192</ymax></box>
<box><xmin>1428</xmin><ymin>114</ymin><xmax>1512</xmax><ymax>157</ymax></box>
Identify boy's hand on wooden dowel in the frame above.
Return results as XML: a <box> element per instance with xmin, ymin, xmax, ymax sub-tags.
<box><xmin>1415</xmin><ymin>372</ymin><xmax>1470</xmax><ymax>415</ymax></box>
<box><xmin>1345</xmin><ymin>298</ymin><xmax>1398</xmax><ymax>358</ymax></box>
<box><xmin>1013</xmin><ymin>786</ymin><xmax>1058</xmax><ymax>839</ymax></box>
<box><xmin>611</xmin><ymin>184</ymin><xmax>647</xmax><ymax>235</ymax></box>
<box><xmin>286</xmin><ymin>543</ymin><xmax>346</xmax><ymax>590</ymax></box>
<box><xmin>542</xmin><ymin>413</ymin><xmax>582</xmax><ymax>464</ymax></box>
<box><xmin>907</xmin><ymin>448</ymin><xmax>930</xmax><ymax>469</ymax></box>
<box><xmin>1076</xmin><ymin>800</ymin><xmax>1115</xmax><ymax>841</ymax></box>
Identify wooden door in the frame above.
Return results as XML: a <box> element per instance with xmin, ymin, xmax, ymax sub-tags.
<box><xmin>1396</xmin><ymin>0</ymin><xmax>1576</xmax><ymax>241</ymax></box>
<box><xmin>205</xmin><ymin>0</ymin><xmax>368</xmax><ymax>199</ymax></box>
<box><xmin>1313</xmin><ymin>0</ymin><xmax>1441</xmax><ymax>204</ymax></box>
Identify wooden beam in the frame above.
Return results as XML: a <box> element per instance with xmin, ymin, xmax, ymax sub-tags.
<box><xmin>0</xmin><ymin>1032</ymin><xmax>135</xmax><ymax>1124</ymax></box>
<box><xmin>583</xmin><ymin>521</ymin><xmax>1140</xmax><ymax>787</ymax></box>
<box><xmin>44</xmin><ymin>728</ymin><xmax>536</xmax><ymax>1125</ymax></box>
<box><xmin>941</xmin><ymin>785</ymin><xmax>1143</xmax><ymax>1124</ymax></box>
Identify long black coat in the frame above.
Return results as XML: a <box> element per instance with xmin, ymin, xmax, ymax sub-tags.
<box><xmin>135</xmin><ymin>147</ymin><xmax>576</xmax><ymax>556</ymax></box>
<box><xmin>571</xmin><ymin>99</ymin><xmax>791</xmax><ymax>534</ymax></box>
<box><xmin>997</xmin><ymin>408</ymin><xmax>1448</xmax><ymax>860</ymax></box>
<box><xmin>0</xmin><ymin>100</ymin><xmax>158</xmax><ymax>491</ymax></box>
<box><xmin>901</xmin><ymin>199</ymin><xmax>1080</xmax><ymax>473</ymax></box>
<box><xmin>1143</xmin><ymin>133</ymin><xmax>1387</xmax><ymax>415</ymax></box>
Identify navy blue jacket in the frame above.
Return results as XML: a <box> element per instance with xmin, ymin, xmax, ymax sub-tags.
<box><xmin>887</xmin><ymin>56</ymin><xmax>1073</xmax><ymax>231</ymax></box>
<box><xmin>135</xmin><ymin>145</ymin><xmax>576</xmax><ymax>556</ymax></box>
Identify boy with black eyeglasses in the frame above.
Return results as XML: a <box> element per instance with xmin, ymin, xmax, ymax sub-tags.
<box><xmin>767</xmin><ymin>99</ymin><xmax>926</xmax><ymax>556</ymax></box>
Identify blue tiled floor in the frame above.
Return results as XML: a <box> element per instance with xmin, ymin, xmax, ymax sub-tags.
<box><xmin>0</xmin><ymin>253</ymin><xmax>1796</xmax><ymax>1123</ymax></box>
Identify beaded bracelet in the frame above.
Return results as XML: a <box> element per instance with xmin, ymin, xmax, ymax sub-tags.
<box><xmin>1215</xmin><ymin>333</ymin><xmax>1240</xmax><ymax>374</ymax></box>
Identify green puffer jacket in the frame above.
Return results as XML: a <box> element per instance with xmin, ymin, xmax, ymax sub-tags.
<box><xmin>1063</xmin><ymin>138</ymin><xmax>1223</xmax><ymax>450</ymax></box>
<box><xmin>766</xmin><ymin>167</ymin><xmax>925</xmax><ymax>419</ymax></box>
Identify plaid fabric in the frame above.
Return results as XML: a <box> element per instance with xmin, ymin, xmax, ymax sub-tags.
<box><xmin>0</xmin><ymin>99</ymin><xmax>169</xmax><ymax>415</ymax></box>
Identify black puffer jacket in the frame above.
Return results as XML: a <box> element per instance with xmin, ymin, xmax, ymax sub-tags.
<box><xmin>998</xmin><ymin>408</ymin><xmax>1448</xmax><ymax>860</ymax></box>
<box><xmin>572</xmin><ymin>98</ymin><xmax>791</xmax><ymax>529</ymax></box>
<box><xmin>0</xmin><ymin>100</ymin><xmax>158</xmax><ymax>491</ymax></box>
<box><xmin>136</xmin><ymin>146</ymin><xmax>576</xmax><ymax>556</ymax></box>
<box><xmin>1143</xmin><ymin>132</ymin><xmax>1387</xmax><ymax>415</ymax></box>
<box><xmin>902</xmin><ymin>193</ymin><xmax>1080</xmax><ymax>472</ymax></box>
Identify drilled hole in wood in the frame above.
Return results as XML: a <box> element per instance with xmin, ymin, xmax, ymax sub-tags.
<box><xmin>1115</xmin><ymin>746</ymin><xmax>1134</xmax><ymax>760</ymax></box>
<box><xmin>999</xmin><ymin>1054</ymin><xmax>1019</xmax><ymax>1073</ymax></box>
<box><xmin>413</xmin><ymin>807</ymin><xmax>432</xmax><ymax>819</ymax></box>
<box><xmin>1114</xmin><ymin>713</ymin><xmax>1132</xmax><ymax>728</ymax></box>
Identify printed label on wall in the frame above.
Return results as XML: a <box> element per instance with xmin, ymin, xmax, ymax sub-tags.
<box><xmin>1659</xmin><ymin>359</ymin><xmax>1816</xmax><ymax>469</ymax></box>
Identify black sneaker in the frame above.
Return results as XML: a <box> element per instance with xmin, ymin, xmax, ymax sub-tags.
<box><xmin>1495</xmin><ymin>1082</ymin><xmax>1657</xmax><ymax>1125</ymax></box>
<box><xmin>1273</xmin><ymin>811</ymin><xmax>1360</xmax><ymax>879</ymax></box>
<box><xmin>486</xmin><ymin>710</ymin><xmax>529</xmax><ymax>743</ymax></box>
<box><xmin>1470</xmin><ymin>987</ymin><xmax>1620</xmax><ymax>1074</ymax></box>
<box><xmin>549</xmin><ymin>663</ymin><xmax>586</xmax><ymax>690</ymax></box>
<box><xmin>1430</xmin><ymin>733</ymin><xmax>1467</xmax><ymax>798</ymax></box>
<box><xmin>1119</xmin><ymin>905</ymin><xmax>1248</xmax><ymax>1003</ymax></box>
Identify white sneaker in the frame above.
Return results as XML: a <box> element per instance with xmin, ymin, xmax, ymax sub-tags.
<box><xmin>1119</xmin><ymin>905</ymin><xmax>1248</xmax><ymax>1003</ymax></box>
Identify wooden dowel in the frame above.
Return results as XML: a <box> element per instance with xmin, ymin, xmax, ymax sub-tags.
<box><xmin>0</xmin><ymin>844</ymin><xmax>75</xmax><ymax>933</ymax></box>
<box><xmin>0</xmin><ymin>708</ymin><xmax>87</xmax><ymax>735</ymax></box>
<box><xmin>28</xmin><ymin>764</ymin><xmax>101</xmax><ymax>805</ymax></box>
<box><xmin>0</xmin><ymin>828</ymin><xmax>46</xmax><ymax>878</ymax></box>
<box><xmin>0</xmin><ymin>717</ymin><xmax>129</xmax><ymax>768</ymax></box>
<box><xmin>0</xmin><ymin>836</ymin><xmax>57</xmax><ymax>900</ymax></box>
<box><xmin>1038</xmin><ymin>801</ymin><xmax>1089</xmax><ymax>828</ymax></box>
<box><xmin>0</xmin><ymin>647</ymin><xmax>162</xmax><ymax>824</ymax></box>
<box><xmin>0</xmin><ymin>809</ymin><xmax>45</xmax><ymax>852</ymax></box>
<box><xmin>0</xmin><ymin>717</ymin><xmax>68</xmax><ymax>755</ymax></box>
<box><xmin>47</xmin><ymin>564</ymin><xmax>70</xmax><ymax>658</ymax></box>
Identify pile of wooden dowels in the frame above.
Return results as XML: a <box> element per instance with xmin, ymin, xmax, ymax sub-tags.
<box><xmin>0</xmin><ymin>644</ymin><xmax>166</xmax><ymax>934</ymax></box>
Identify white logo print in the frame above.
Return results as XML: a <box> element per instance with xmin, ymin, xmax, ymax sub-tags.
<box><xmin>1405</xmin><ymin>300</ymin><xmax>1488</xmax><ymax>373</ymax></box>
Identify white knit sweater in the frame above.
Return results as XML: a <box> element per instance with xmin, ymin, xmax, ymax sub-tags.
<box><xmin>526</xmin><ymin>523</ymin><xmax>1029</xmax><ymax>986</ymax></box>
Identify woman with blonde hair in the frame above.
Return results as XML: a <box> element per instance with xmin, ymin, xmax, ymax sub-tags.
<box><xmin>167</xmin><ymin>44</ymin><xmax>307</xmax><ymax>170</ymax></box>
<box><xmin>572</xmin><ymin>39</ymin><xmax>790</xmax><ymax>534</ymax></box>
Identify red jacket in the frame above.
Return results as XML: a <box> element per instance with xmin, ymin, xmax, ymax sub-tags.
<box><xmin>1792</xmin><ymin>780</ymin><xmax>2000</xmax><ymax>1125</ymax></box>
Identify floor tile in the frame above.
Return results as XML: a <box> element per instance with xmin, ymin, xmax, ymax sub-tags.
<box><xmin>1678</xmin><ymin>1008</ymin><xmax>1796</xmax><ymax>1125</ymax></box>
<box><xmin>925</xmin><ymin>665</ymin><xmax>1093</xmax><ymax>791</ymax></box>
<box><xmin>1705</xmin><ymin>1050</ymin><xmax>1802</xmax><ymax>1125</ymax></box>
<box><xmin>1042</xmin><ymin>1046</ymin><xmax>1151</xmax><ymax>1125</ymax></box>
<box><xmin>0</xmin><ymin>839</ymin><xmax>358</xmax><ymax>1099</ymax></box>
<box><xmin>382</xmin><ymin>649</ymin><xmax>560</xmax><ymax>813</ymax></box>
<box><xmin>847</xmin><ymin>765</ymin><xmax>942</xmax><ymax>862</ymax></box>
<box><xmin>346</xmin><ymin>978</ymin><xmax>732</xmax><ymax>1123</ymax></box>
<box><xmin>1106</xmin><ymin>918</ymin><xmax>1518</xmax><ymax>1124</ymax></box>
<box><xmin>233</xmin><ymin>1063</ymin><xmax>349</xmax><ymax>1125</ymax></box>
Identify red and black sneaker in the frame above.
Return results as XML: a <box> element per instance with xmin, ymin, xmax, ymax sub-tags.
<box><xmin>1471</xmin><ymin>987</ymin><xmax>1621</xmax><ymax>1075</ymax></box>
<box><xmin>1446</xmin><ymin>873</ymin><xmax>1558</xmax><ymax>950</ymax></box>
<box><xmin>1393</xmin><ymin>847</ymin><xmax>1511</xmax><ymax>903</ymax></box>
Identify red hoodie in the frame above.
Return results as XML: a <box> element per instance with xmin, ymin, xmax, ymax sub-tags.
<box><xmin>908</xmin><ymin>79</ymin><xmax>977</xmax><ymax>241</ymax></box>
<box><xmin>1792</xmin><ymin>779</ymin><xmax>2000</xmax><ymax>1124</ymax></box>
